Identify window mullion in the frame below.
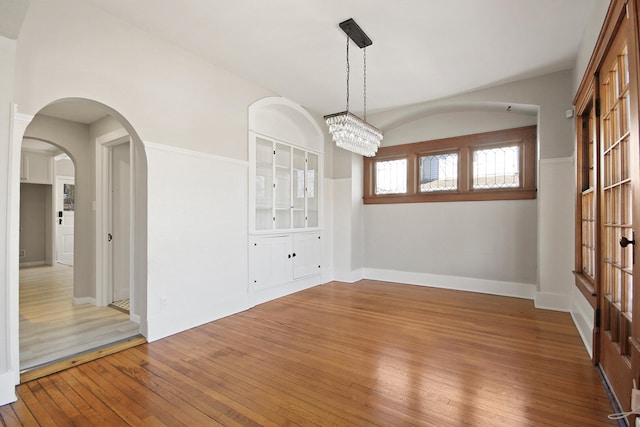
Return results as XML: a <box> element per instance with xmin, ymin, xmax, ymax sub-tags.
<box><xmin>459</xmin><ymin>147</ymin><xmax>470</xmax><ymax>192</ymax></box>
<box><xmin>407</xmin><ymin>153</ymin><xmax>417</xmax><ymax>195</ymax></box>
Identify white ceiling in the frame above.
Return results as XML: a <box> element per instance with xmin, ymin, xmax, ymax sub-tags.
<box><xmin>18</xmin><ymin>0</ymin><xmax>602</xmax><ymax>124</ymax></box>
<box><xmin>0</xmin><ymin>0</ymin><xmax>30</xmax><ymax>39</ymax></box>
<box><xmin>79</xmin><ymin>0</ymin><xmax>600</xmax><ymax>118</ymax></box>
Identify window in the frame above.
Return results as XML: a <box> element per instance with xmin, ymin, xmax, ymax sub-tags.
<box><xmin>420</xmin><ymin>152</ymin><xmax>458</xmax><ymax>192</ymax></box>
<box><xmin>364</xmin><ymin>126</ymin><xmax>536</xmax><ymax>203</ymax></box>
<box><xmin>375</xmin><ymin>159</ymin><xmax>407</xmax><ymax>194</ymax></box>
<box><xmin>472</xmin><ymin>145</ymin><xmax>519</xmax><ymax>189</ymax></box>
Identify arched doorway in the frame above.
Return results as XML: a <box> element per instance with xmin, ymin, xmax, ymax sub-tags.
<box><xmin>10</xmin><ymin>98</ymin><xmax>148</xmax><ymax>381</ymax></box>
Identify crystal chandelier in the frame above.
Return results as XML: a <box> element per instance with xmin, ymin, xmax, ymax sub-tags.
<box><xmin>324</xmin><ymin>18</ymin><xmax>383</xmax><ymax>157</ymax></box>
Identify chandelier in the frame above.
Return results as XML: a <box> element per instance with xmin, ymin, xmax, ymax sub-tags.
<box><xmin>324</xmin><ymin>18</ymin><xmax>383</xmax><ymax>157</ymax></box>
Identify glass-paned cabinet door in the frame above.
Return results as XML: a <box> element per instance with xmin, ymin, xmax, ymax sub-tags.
<box><xmin>255</xmin><ymin>137</ymin><xmax>274</xmax><ymax>231</ymax></box>
<box><xmin>307</xmin><ymin>152</ymin><xmax>319</xmax><ymax>227</ymax></box>
<box><xmin>251</xmin><ymin>133</ymin><xmax>321</xmax><ymax>232</ymax></box>
<box><xmin>292</xmin><ymin>148</ymin><xmax>306</xmax><ymax>228</ymax></box>
<box><xmin>275</xmin><ymin>143</ymin><xmax>292</xmax><ymax>229</ymax></box>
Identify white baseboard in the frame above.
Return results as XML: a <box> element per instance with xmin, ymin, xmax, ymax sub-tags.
<box><xmin>534</xmin><ymin>291</ymin><xmax>571</xmax><ymax>312</ymax></box>
<box><xmin>363</xmin><ymin>268</ymin><xmax>536</xmax><ymax>300</ymax></box>
<box><xmin>73</xmin><ymin>297</ymin><xmax>96</xmax><ymax>305</ymax></box>
<box><xmin>571</xmin><ymin>310</ymin><xmax>593</xmax><ymax>359</ymax></box>
<box><xmin>146</xmin><ymin>294</ymin><xmax>251</xmax><ymax>342</ymax></box>
<box><xmin>19</xmin><ymin>261</ymin><xmax>45</xmax><ymax>267</ymax></box>
<box><xmin>570</xmin><ymin>289</ymin><xmax>595</xmax><ymax>359</ymax></box>
<box><xmin>249</xmin><ymin>275</ymin><xmax>324</xmax><ymax>306</ymax></box>
<box><xmin>333</xmin><ymin>268</ymin><xmax>365</xmax><ymax>284</ymax></box>
<box><xmin>0</xmin><ymin>371</ymin><xmax>16</xmax><ymax>406</ymax></box>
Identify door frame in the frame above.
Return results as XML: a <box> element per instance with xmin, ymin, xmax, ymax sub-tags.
<box><xmin>573</xmin><ymin>0</ymin><xmax>640</xmax><ymax>413</ymax></box>
<box><xmin>95</xmin><ymin>128</ymin><xmax>137</xmax><ymax>322</ymax></box>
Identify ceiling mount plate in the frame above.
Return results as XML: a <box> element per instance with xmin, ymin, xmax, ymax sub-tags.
<box><xmin>339</xmin><ymin>18</ymin><xmax>372</xmax><ymax>49</ymax></box>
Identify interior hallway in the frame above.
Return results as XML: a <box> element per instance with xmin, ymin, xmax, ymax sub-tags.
<box><xmin>19</xmin><ymin>264</ymin><xmax>140</xmax><ymax>371</ymax></box>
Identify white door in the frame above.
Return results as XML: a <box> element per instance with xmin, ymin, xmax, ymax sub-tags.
<box><xmin>110</xmin><ymin>142</ymin><xmax>130</xmax><ymax>303</ymax></box>
<box><xmin>56</xmin><ymin>177</ymin><xmax>74</xmax><ymax>266</ymax></box>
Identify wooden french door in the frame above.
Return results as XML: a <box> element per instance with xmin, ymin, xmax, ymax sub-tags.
<box><xmin>598</xmin><ymin>7</ymin><xmax>640</xmax><ymax>410</ymax></box>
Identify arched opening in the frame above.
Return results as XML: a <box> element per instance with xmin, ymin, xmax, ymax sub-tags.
<box><xmin>11</xmin><ymin>98</ymin><xmax>148</xmax><ymax>381</ymax></box>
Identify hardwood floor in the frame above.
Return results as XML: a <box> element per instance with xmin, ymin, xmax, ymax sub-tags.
<box><xmin>3</xmin><ymin>280</ymin><xmax>617</xmax><ymax>426</ymax></box>
<box><xmin>19</xmin><ymin>264</ymin><xmax>140</xmax><ymax>372</ymax></box>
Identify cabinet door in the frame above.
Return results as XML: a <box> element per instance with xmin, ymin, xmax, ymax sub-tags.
<box><xmin>306</xmin><ymin>152</ymin><xmax>319</xmax><ymax>228</ymax></box>
<box><xmin>292</xmin><ymin>148</ymin><xmax>306</xmax><ymax>229</ymax></box>
<box><xmin>252</xmin><ymin>136</ymin><xmax>321</xmax><ymax>232</ymax></box>
<box><xmin>292</xmin><ymin>233</ymin><xmax>321</xmax><ymax>279</ymax></box>
<box><xmin>275</xmin><ymin>143</ymin><xmax>291</xmax><ymax>229</ymax></box>
<box><xmin>21</xmin><ymin>151</ymin><xmax>52</xmax><ymax>184</ymax></box>
<box><xmin>249</xmin><ymin>236</ymin><xmax>292</xmax><ymax>288</ymax></box>
<box><xmin>255</xmin><ymin>137</ymin><xmax>274</xmax><ymax>231</ymax></box>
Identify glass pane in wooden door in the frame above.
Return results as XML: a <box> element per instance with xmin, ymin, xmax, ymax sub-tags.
<box><xmin>599</xmin><ymin>18</ymin><xmax>635</xmax><ymax>409</ymax></box>
<box><xmin>581</xmin><ymin>109</ymin><xmax>597</xmax><ymax>279</ymax></box>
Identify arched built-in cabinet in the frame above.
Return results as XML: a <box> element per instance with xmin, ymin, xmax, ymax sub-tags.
<box><xmin>248</xmin><ymin>97</ymin><xmax>324</xmax><ymax>304</ymax></box>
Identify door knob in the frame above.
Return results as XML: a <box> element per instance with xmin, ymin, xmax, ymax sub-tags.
<box><xmin>620</xmin><ymin>236</ymin><xmax>635</xmax><ymax>248</ymax></box>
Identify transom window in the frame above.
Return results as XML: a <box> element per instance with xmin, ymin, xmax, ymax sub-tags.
<box><xmin>364</xmin><ymin>126</ymin><xmax>536</xmax><ymax>203</ymax></box>
<box><xmin>419</xmin><ymin>152</ymin><xmax>458</xmax><ymax>192</ymax></box>
<box><xmin>472</xmin><ymin>145</ymin><xmax>520</xmax><ymax>189</ymax></box>
<box><xmin>375</xmin><ymin>159</ymin><xmax>407</xmax><ymax>194</ymax></box>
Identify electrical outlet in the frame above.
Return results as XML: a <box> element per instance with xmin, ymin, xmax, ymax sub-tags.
<box><xmin>160</xmin><ymin>297</ymin><xmax>168</xmax><ymax>311</ymax></box>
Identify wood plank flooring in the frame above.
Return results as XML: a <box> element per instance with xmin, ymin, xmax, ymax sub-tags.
<box><xmin>4</xmin><ymin>280</ymin><xmax>617</xmax><ymax>426</ymax></box>
<box><xmin>20</xmin><ymin>264</ymin><xmax>140</xmax><ymax>371</ymax></box>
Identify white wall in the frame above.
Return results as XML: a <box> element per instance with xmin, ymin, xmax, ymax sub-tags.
<box><xmin>536</xmin><ymin>157</ymin><xmax>575</xmax><ymax>310</ymax></box>
<box><xmin>364</xmin><ymin>200</ymin><xmax>537</xmax><ymax>283</ymax></box>
<box><xmin>14</xmin><ymin>0</ymin><xmax>273</xmax><ymax>161</ymax></box>
<box><xmin>331</xmin><ymin>152</ymin><xmax>368</xmax><ymax>282</ymax></box>
<box><xmin>573</xmin><ymin>1</ymin><xmax>611</xmax><ymax>96</ymax></box>
<box><xmin>145</xmin><ymin>143</ymin><xmax>249</xmax><ymax>340</ymax></box>
<box><xmin>55</xmin><ymin>156</ymin><xmax>74</xmax><ymax>177</ymax></box>
<box><xmin>382</xmin><ymin>110</ymin><xmax>538</xmax><ymax>145</ymax></box>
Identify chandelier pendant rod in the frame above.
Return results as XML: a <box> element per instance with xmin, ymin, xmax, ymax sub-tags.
<box><xmin>346</xmin><ymin>30</ymin><xmax>350</xmax><ymax>113</ymax></box>
<box><xmin>364</xmin><ymin>46</ymin><xmax>367</xmax><ymax>121</ymax></box>
<box><xmin>324</xmin><ymin>18</ymin><xmax>382</xmax><ymax>157</ymax></box>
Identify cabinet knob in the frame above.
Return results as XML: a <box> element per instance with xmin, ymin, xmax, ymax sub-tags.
<box><xmin>292</xmin><ymin>253</ymin><xmax>296</xmax><ymax>257</ymax></box>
